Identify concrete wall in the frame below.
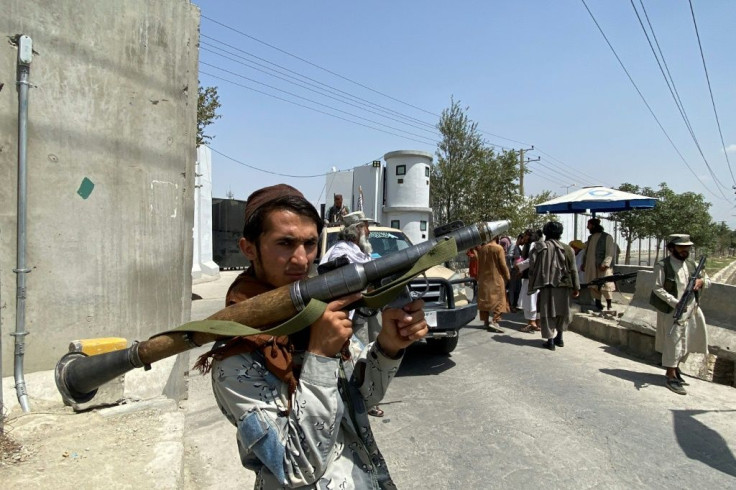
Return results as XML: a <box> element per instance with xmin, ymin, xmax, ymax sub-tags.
<box><xmin>619</xmin><ymin>270</ymin><xmax>736</xmax><ymax>361</ymax></box>
<box><xmin>1</xmin><ymin>0</ymin><xmax>199</xmax><ymax>403</ymax></box>
<box><xmin>192</xmin><ymin>146</ymin><xmax>220</xmax><ymax>281</ymax></box>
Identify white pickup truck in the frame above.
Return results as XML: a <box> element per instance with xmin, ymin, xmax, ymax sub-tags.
<box><xmin>316</xmin><ymin>225</ymin><xmax>477</xmax><ymax>354</ymax></box>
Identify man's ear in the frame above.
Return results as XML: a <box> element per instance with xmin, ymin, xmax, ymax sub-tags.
<box><xmin>239</xmin><ymin>237</ymin><xmax>258</xmax><ymax>262</ymax></box>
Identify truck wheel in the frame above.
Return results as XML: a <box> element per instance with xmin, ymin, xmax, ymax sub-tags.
<box><xmin>426</xmin><ymin>335</ymin><xmax>459</xmax><ymax>355</ymax></box>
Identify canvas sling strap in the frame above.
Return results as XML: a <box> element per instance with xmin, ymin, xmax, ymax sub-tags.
<box><xmin>160</xmin><ymin>236</ymin><xmax>459</xmax><ymax>339</ymax></box>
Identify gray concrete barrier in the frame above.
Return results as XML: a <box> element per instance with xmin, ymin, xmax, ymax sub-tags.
<box><xmin>572</xmin><ymin>269</ymin><xmax>735</xmax><ymax>386</ymax></box>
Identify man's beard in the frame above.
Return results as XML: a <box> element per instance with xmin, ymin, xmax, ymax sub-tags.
<box><xmin>358</xmin><ymin>234</ymin><xmax>373</xmax><ymax>255</ymax></box>
<box><xmin>672</xmin><ymin>249</ymin><xmax>690</xmax><ymax>261</ymax></box>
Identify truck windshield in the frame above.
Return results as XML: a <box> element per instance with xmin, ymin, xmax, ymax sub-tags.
<box><xmin>368</xmin><ymin>231</ymin><xmax>412</xmax><ymax>258</ymax></box>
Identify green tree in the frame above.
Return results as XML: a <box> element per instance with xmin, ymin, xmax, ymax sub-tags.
<box><xmin>514</xmin><ymin>191</ymin><xmax>557</xmax><ymax>236</ymax></box>
<box><xmin>197</xmin><ymin>85</ymin><xmax>222</xmax><ymax>146</ymax></box>
<box><xmin>647</xmin><ymin>183</ymin><xmax>714</xmax><ymax>260</ymax></box>
<box><xmin>431</xmin><ymin>98</ymin><xmax>486</xmax><ymax>225</ymax></box>
<box><xmin>610</xmin><ymin>183</ymin><xmax>656</xmax><ymax>264</ymax></box>
<box><xmin>431</xmin><ymin>99</ymin><xmax>525</xmax><ymax>232</ymax></box>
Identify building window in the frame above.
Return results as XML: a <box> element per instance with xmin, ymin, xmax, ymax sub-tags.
<box><xmin>420</xmin><ymin>220</ymin><xmax>427</xmax><ymax>231</ymax></box>
<box><xmin>396</xmin><ymin>165</ymin><xmax>406</xmax><ymax>176</ymax></box>
<box><xmin>398</xmin><ymin>178</ymin><xmax>404</xmax><ymax>184</ymax></box>
<box><xmin>391</xmin><ymin>220</ymin><xmax>400</xmax><ymax>229</ymax></box>
<box><xmin>425</xmin><ymin>166</ymin><xmax>430</xmax><ymax>177</ymax></box>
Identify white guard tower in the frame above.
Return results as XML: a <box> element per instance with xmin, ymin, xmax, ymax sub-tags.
<box><xmin>382</xmin><ymin>150</ymin><xmax>433</xmax><ymax>244</ymax></box>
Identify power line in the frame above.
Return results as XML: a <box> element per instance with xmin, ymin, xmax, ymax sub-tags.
<box><xmin>527</xmin><ymin>160</ymin><xmax>586</xmax><ymax>188</ymax></box>
<box><xmin>200</xmin><ymin>44</ymin><xmax>439</xmax><ymax>137</ymax></box>
<box><xmin>202</xmin><ymin>15</ymin><xmax>439</xmax><ymax>118</ymax></box>
<box><xmin>201</xmin><ymin>16</ymin><xmax>543</xmax><ymax>153</ymax></box>
<box><xmin>580</xmin><ymin>0</ymin><xmax>732</xmax><ymax>203</ymax></box>
<box><xmin>207</xmin><ymin>146</ymin><xmax>331</xmax><ymax>178</ymax></box>
<box><xmin>201</xmin><ymin>34</ymin><xmax>438</xmax><ymax>131</ymax></box>
<box><xmin>201</xmin><ymin>15</ymin><xmax>634</xmax><ymax>192</ymax></box>
<box><xmin>200</xmin><ymin>63</ymin><xmax>438</xmax><ymax>145</ymax></box>
<box><xmin>199</xmin><ymin>70</ymin><xmax>437</xmax><ymax>147</ymax></box>
<box><xmin>631</xmin><ymin>0</ymin><xmax>730</xmax><ymax>195</ymax></box>
<box><xmin>688</xmin><ymin>0</ymin><xmax>735</xmax><ymax>186</ymax></box>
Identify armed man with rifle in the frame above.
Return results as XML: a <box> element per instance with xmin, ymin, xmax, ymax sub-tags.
<box><xmin>581</xmin><ymin>218</ymin><xmax>616</xmax><ymax>311</ymax></box>
<box><xmin>649</xmin><ymin>234</ymin><xmax>710</xmax><ymax>396</ymax></box>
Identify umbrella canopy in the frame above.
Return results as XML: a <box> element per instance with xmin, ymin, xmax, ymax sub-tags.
<box><xmin>535</xmin><ymin>186</ymin><xmax>657</xmax><ymax>215</ymax></box>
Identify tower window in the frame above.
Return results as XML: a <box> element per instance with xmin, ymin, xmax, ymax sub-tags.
<box><xmin>396</xmin><ymin>165</ymin><xmax>406</xmax><ymax>176</ymax></box>
<box><xmin>391</xmin><ymin>220</ymin><xmax>400</xmax><ymax>229</ymax></box>
<box><xmin>420</xmin><ymin>220</ymin><xmax>427</xmax><ymax>231</ymax></box>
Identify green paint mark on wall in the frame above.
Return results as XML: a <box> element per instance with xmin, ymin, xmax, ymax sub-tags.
<box><xmin>77</xmin><ymin>177</ymin><xmax>94</xmax><ymax>199</ymax></box>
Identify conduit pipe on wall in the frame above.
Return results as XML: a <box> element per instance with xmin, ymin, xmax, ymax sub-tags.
<box><xmin>13</xmin><ymin>34</ymin><xmax>33</xmax><ymax>413</ymax></box>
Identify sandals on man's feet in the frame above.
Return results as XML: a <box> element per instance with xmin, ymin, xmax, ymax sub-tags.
<box><xmin>368</xmin><ymin>407</ymin><xmax>385</xmax><ymax>417</ymax></box>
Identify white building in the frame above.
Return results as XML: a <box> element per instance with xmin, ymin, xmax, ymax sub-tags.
<box><xmin>325</xmin><ymin>150</ymin><xmax>434</xmax><ymax>245</ymax></box>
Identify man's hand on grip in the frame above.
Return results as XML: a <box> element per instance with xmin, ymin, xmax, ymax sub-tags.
<box><xmin>307</xmin><ymin>293</ymin><xmax>361</xmax><ymax>358</ymax></box>
<box><xmin>377</xmin><ymin>299</ymin><xmax>428</xmax><ymax>358</ymax></box>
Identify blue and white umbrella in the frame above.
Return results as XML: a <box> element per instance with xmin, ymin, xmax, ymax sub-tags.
<box><xmin>535</xmin><ymin>186</ymin><xmax>657</xmax><ymax>216</ymax></box>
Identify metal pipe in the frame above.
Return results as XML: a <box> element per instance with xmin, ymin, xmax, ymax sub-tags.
<box><xmin>13</xmin><ymin>35</ymin><xmax>33</xmax><ymax>413</ymax></box>
<box><xmin>1</xmin><ymin>236</ymin><xmax>4</xmax><ymax>432</ymax></box>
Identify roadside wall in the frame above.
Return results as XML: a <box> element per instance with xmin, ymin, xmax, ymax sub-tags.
<box><xmin>1</xmin><ymin>1</ymin><xmax>200</xmax><ymax>401</ymax></box>
<box><xmin>579</xmin><ymin>268</ymin><xmax>736</xmax><ymax>385</ymax></box>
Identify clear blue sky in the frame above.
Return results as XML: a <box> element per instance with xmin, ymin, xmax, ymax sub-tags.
<box><xmin>196</xmin><ymin>0</ymin><xmax>736</xmax><ymax>229</ymax></box>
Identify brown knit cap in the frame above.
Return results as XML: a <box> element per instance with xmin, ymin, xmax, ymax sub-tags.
<box><xmin>243</xmin><ymin>184</ymin><xmax>304</xmax><ymax>225</ymax></box>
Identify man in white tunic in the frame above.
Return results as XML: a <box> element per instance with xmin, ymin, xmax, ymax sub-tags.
<box><xmin>320</xmin><ymin>211</ymin><xmax>385</xmax><ymax>417</ymax></box>
<box><xmin>650</xmin><ymin>234</ymin><xmax>709</xmax><ymax>395</ymax></box>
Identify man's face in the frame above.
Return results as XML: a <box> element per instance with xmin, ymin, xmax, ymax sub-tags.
<box><xmin>672</xmin><ymin>245</ymin><xmax>691</xmax><ymax>261</ymax></box>
<box><xmin>587</xmin><ymin>221</ymin><xmax>594</xmax><ymax>234</ymax></box>
<box><xmin>239</xmin><ymin>209</ymin><xmax>319</xmax><ymax>288</ymax></box>
<box><xmin>334</xmin><ymin>195</ymin><xmax>343</xmax><ymax>207</ymax></box>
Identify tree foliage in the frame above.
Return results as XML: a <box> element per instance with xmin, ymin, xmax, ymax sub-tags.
<box><xmin>610</xmin><ymin>183</ymin><xmax>656</xmax><ymax>264</ymax></box>
<box><xmin>431</xmin><ymin>99</ymin><xmax>539</xmax><ymax>235</ymax></box>
<box><xmin>197</xmin><ymin>85</ymin><xmax>222</xmax><ymax>146</ymax></box>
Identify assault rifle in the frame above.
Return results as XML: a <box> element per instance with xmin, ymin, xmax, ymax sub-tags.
<box><xmin>55</xmin><ymin>220</ymin><xmax>510</xmax><ymax>405</ymax></box>
<box><xmin>668</xmin><ymin>255</ymin><xmax>707</xmax><ymax>335</ymax></box>
<box><xmin>580</xmin><ymin>271</ymin><xmax>638</xmax><ymax>289</ymax></box>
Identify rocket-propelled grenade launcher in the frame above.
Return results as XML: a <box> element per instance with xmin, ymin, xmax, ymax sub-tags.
<box><xmin>55</xmin><ymin>220</ymin><xmax>510</xmax><ymax>405</ymax></box>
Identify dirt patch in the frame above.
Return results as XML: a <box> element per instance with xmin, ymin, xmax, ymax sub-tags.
<box><xmin>1</xmin><ymin>430</ymin><xmax>32</xmax><ymax>465</ymax></box>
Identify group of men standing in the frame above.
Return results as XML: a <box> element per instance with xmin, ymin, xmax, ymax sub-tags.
<box><xmin>472</xmin><ymin>217</ymin><xmax>710</xmax><ymax>395</ymax></box>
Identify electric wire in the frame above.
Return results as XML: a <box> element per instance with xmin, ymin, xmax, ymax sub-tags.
<box><xmin>526</xmin><ymin>164</ymin><xmax>573</xmax><ymax>188</ymax></box>
<box><xmin>201</xmin><ymin>34</ymin><xmax>438</xmax><ymax>130</ymax></box>
<box><xmin>580</xmin><ymin>0</ymin><xmax>731</xmax><ymax>203</ymax></box>
<box><xmin>527</xmin><ymin>160</ymin><xmax>586</xmax><ymax>188</ymax></box>
<box><xmin>199</xmin><ymin>66</ymin><xmax>437</xmax><ymax>146</ymax></box>
<box><xmin>631</xmin><ymin>0</ymin><xmax>730</xmax><ymax>194</ymax></box>
<box><xmin>202</xmin><ymin>15</ymin><xmax>439</xmax><ymax>118</ymax></box>
<box><xmin>688</xmin><ymin>0</ymin><xmax>735</xmax><ymax>186</ymax></box>
<box><xmin>207</xmin><ymin>145</ymin><xmax>331</xmax><ymax>178</ymax></box>
<box><xmin>200</xmin><ymin>44</ymin><xmax>440</xmax><ymax>137</ymax></box>
<box><xmin>201</xmin><ymin>14</ymin><xmax>649</xmax><ymax>196</ymax></box>
<box><xmin>201</xmin><ymin>16</ymin><xmax>538</xmax><ymax>152</ymax></box>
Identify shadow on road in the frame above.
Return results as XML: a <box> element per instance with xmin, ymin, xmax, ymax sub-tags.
<box><xmin>395</xmin><ymin>342</ymin><xmax>457</xmax><ymax>377</ymax></box>
<box><xmin>672</xmin><ymin>409</ymin><xmax>736</xmax><ymax>478</ymax></box>
<box><xmin>490</xmin><ymin>334</ymin><xmax>543</xmax><ymax>349</ymax></box>
<box><xmin>598</xmin><ymin>368</ymin><xmax>664</xmax><ymax>391</ymax></box>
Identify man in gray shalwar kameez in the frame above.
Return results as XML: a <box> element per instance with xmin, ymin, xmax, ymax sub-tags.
<box><xmin>529</xmin><ymin>221</ymin><xmax>580</xmax><ymax>351</ymax></box>
<box><xmin>650</xmin><ymin>234</ymin><xmax>709</xmax><ymax>395</ymax></box>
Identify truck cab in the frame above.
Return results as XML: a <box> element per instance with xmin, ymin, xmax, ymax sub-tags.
<box><xmin>316</xmin><ymin>225</ymin><xmax>477</xmax><ymax>354</ymax></box>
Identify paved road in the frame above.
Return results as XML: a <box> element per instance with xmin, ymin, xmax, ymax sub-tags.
<box><xmin>184</xmin><ymin>273</ymin><xmax>736</xmax><ymax>488</ymax></box>
<box><xmin>372</xmin><ymin>315</ymin><xmax>736</xmax><ymax>489</ymax></box>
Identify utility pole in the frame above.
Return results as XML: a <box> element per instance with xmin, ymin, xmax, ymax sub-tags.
<box><xmin>519</xmin><ymin>146</ymin><xmax>534</xmax><ymax>196</ymax></box>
